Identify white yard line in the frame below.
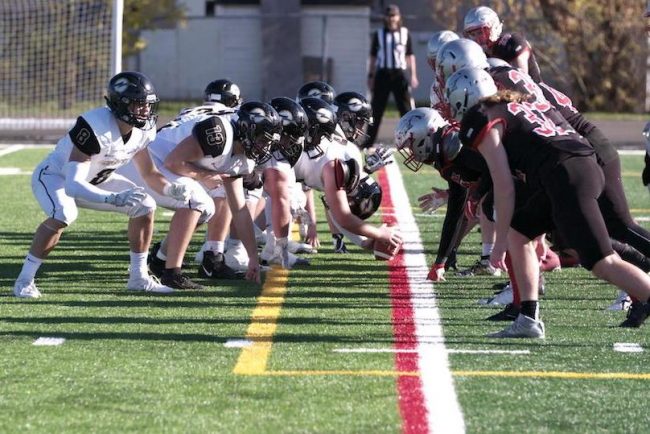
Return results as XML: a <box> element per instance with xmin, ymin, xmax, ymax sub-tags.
<box><xmin>385</xmin><ymin>163</ymin><xmax>465</xmax><ymax>434</ymax></box>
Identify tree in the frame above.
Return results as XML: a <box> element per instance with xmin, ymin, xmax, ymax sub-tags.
<box><xmin>426</xmin><ymin>0</ymin><xmax>647</xmax><ymax>112</ymax></box>
<box><xmin>122</xmin><ymin>0</ymin><xmax>186</xmax><ymax>58</ymax></box>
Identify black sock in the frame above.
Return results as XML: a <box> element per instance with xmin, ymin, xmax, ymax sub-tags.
<box><xmin>520</xmin><ymin>301</ymin><xmax>539</xmax><ymax>320</ymax></box>
<box><xmin>164</xmin><ymin>267</ymin><xmax>182</xmax><ymax>276</ymax></box>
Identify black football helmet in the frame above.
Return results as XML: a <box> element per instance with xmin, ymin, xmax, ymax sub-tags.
<box><xmin>347</xmin><ymin>176</ymin><xmax>382</xmax><ymax>220</ymax></box>
<box><xmin>105</xmin><ymin>71</ymin><xmax>159</xmax><ymax>130</ymax></box>
<box><xmin>269</xmin><ymin>97</ymin><xmax>309</xmax><ymax>167</ymax></box>
<box><xmin>204</xmin><ymin>78</ymin><xmax>242</xmax><ymax>108</ymax></box>
<box><xmin>333</xmin><ymin>91</ymin><xmax>373</xmax><ymax>144</ymax></box>
<box><xmin>299</xmin><ymin>97</ymin><xmax>338</xmax><ymax>159</ymax></box>
<box><xmin>235</xmin><ymin>101</ymin><xmax>282</xmax><ymax>165</ymax></box>
<box><xmin>297</xmin><ymin>81</ymin><xmax>336</xmax><ymax>105</ymax></box>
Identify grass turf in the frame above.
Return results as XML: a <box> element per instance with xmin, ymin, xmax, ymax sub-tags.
<box><xmin>0</xmin><ymin>146</ymin><xmax>649</xmax><ymax>433</ymax></box>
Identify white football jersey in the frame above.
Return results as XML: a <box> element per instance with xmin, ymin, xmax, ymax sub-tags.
<box><xmin>43</xmin><ymin>107</ymin><xmax>155</xmax><ymax>185</ymax></box>
<box><xmin>293</xmin><ymin>138</ymin><xmax>357</xmax><ymax>191</ymax></box>
<box><xmin>148</xmin><ymin>104</ymin><xmax>232</xmax><ymax>163</ymax></box>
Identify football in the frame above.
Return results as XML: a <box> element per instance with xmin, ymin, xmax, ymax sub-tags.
<box><xmin>373</xmin><ymin>238</ymin><xmax>402</xmax><ymax>261</ymax></box>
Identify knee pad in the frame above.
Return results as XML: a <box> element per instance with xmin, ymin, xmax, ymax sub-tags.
<box><xmin>128</xmin><ymin>194</ymin><xmax>157</xmax><ymax>219</ymax></box>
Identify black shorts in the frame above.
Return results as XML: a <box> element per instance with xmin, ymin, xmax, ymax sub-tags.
<box><xmin>510</xmin><ymin>155</ymin><xmax>612</xmax><ymax>270</ymax></box>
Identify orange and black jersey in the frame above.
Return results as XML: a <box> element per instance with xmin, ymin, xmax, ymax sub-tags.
<box><xmin>459</xmin><ymin>101</ymin><xmax>593</xmax><ymax>188</ymax></box>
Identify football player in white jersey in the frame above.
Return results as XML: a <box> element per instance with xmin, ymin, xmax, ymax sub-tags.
<box><xmin>294</xmin><ymin>97</ymin><xmax>402</xmax><ymax>251</ymax></box>
<box><xmin>131</xmin><ymin>101</ymin><xmax>281</xmax><ymax>288</ymax></box>
<box><xmin>12</xmin><ymin>71</ymin><xmax>190</xmax><ymax>298</ymax></box>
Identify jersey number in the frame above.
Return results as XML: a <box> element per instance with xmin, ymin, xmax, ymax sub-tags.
<box><xmin>507</xmin><ymin>102</ymin><xmax>571</xmax><ymax>138</ymax></box>
<box><xmin>90</xmin><ymin>168</ymin><xmax>115</xmax><ymax>185</ymax></box>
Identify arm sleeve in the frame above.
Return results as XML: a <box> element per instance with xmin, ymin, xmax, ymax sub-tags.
<box><xmin>192</xmin><ymin>116</ymin><xmax>227</xmax><ymax>157</ymax></box>
<box><xmin>69</xmin><ymin>116</ymin><xmax>101</xmax><ymax>156</ymax></box>
<box><xmin>64</xmin><ymin>161</ymin><xmax>111</xmax><ymax>203</ymax></box>
<box><xmin>435</xmin><ymin>181</ymin><xmax>469</xmax><ymax>264</ymax></box>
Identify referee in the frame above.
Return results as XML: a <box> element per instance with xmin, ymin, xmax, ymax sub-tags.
<box><xmin>364</xmin><ymin>4</ymin><xmax>418</xmax><ymax>148</ymax></box>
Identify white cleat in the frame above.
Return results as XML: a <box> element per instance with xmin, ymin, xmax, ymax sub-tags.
<box><xmin>288</xmin><ymin>240</ymin><xmax>316</xmax><ymax>254</ymax></box>
<box><xmin>127</xmin><ymin>275</ymin><xmax>174</xmax><ymax>294</ymax></box>
<box><xmin>224</xmin><ymin>243</ymin><xmax>250</xmax><ymax>272</ymax></box>
<box><xmin>13</xmin><ymin>279</ymin><xmax>42</xmax><ymax>299</ymax></box>
<box><xmin>487</xmin><ymin>314</ymin><xmax>545</xmax><ymax>339</ymax></box>
<box><xmin>606</xmin><ymin>290</ymin><xmax>632</xmax><ymax>311</ymax></box>
<box><xmin>478</xmin><ymin>284</ymin><xmax>513</xmax><ymax>306</ymax></box>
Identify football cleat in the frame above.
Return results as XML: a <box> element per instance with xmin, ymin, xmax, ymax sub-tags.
<box><xmin>458</xmin><ymin>258</ymin><xmax>501</xmax><ymax>277</ymax></box>
<box><xmin>127</xmin><ymin>275</ymin><xmax>174</xmax><ymax>294</ymax></box>
<box><xmin>198</xmin><ymin>251</ymin><xmax>246</xmax><ymax>280</ymax></box>
<box><xmin>485</xmin><ymin>303</ymin><xmax>520</xmax><ymax>321</ymax></box>
<box><xmin>487</xmin><ymin>314</ymin><xmax>545</xmax><ymax>338</ymax></box>
<box><xmin>288</xmin><ymin>240</ymin><xmax>316</xmax><ymax>254</ymax></box>
<box><xmin>161</xmin><ymin>270</ymin><xmax>204</xmax><ymax>290</ymax></box>
<box><xmin>224</xmin><ymin>243</ymin><xmax>250</xmax><ymax>272</ymax></box>
<box><xmin>13</xmin><ymin>279</ymin><xmax>42</xmax><ymax>299</ymax></box>
<box><xmin>332</xmin><ymin>233</ymin><xmax>348</xmax><ymax>254</ymax></box>
<box><xmin>606</xmin><ymin>290</ymin><xmax>632</xmax><ymax>311</ymax></box>
<box><xmin>619</xmin><ymin>301</ymin><xmax>650</xmax><ymax>328</ymax></box>
<box><xmin>478</xmin><ymin>284</ymin><xmax>513</xmax><ymax>306</ymax></box>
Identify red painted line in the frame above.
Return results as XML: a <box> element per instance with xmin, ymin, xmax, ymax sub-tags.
<box><xmin>377</xmin><ymin>168</ymin><xmax>428</xmax><ymax>434</ymax></box>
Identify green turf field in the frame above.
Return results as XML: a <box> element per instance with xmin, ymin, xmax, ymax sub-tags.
<box><xmin>1</xmin><ymin>146</ymin><xmax>649</xmax><ymax>433</ymax></box>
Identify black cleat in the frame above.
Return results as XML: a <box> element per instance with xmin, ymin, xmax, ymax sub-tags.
<box><xmin>161</xmin><ymin>269</ymin><xmax>204</xmax><ymax>290</ymax></box>
<box><xmin>486</xmin><ymin>303</ymin><xmax>520</xmax><ymax>321</ymax></box>
<box><xmin>198</xmin><ymin>251</ymin><xmax>246</xmax><ymax>280</ymax></box>
<box><xmin>332</xmin><ymin>233</ymin><xmax>348</xmax><ymax>254</ymax></box>
<box><xmin>619</xmin><ymin>301</ymin><xmax>650</xmax><ymax>328</ymax></box>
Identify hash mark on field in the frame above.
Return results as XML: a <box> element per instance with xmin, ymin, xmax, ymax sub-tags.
<box><xmin>33</xmin><ymin>337</ymin><xmax>65</xmax><ymax>346</ymax></box>
<box><xmin>613</xmin><ymin>343</ymin><xmax>643</xmax><ymax>353</ymax></box>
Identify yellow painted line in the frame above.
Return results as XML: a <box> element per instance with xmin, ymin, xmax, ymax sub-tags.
<box><xmin>629</xmin><ymin>208</ymin><xmax>650</xmax><ymax>213</ymax></box>
<box><xmin>622</xmin><ymin>171</ymin><xmax>641</xmax><ymax>177</ymax></box>
<box><xmin>232</xmin><ymin>266</ymin><xmax>289</xmax><ymax>375</ymax></box>
<box><xmin>238</xmin><ymin>369</ymin><xmax>650</xmax><ymax>380</ymax></box>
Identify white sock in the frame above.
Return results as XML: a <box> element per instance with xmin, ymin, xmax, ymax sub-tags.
<box><xmin>482</xmin><ymin>243</ymin><xmax>494</xmax><ymax>257</ymax></box>
<box><xmin>205</xmin><ymin>240</ymin><xmax>225</xmax><ymax>254</ymax></box>
<box><xmin>130</xmin><ymin>251</ymin><xmax>149</xmax><ymax>279</ymax></box>
<box><xmin>17</xmin><ymin>253</ymin><xmax>43</xmax><ymax>282</ymax></box>
<box><xmin>156</xmin><ymin>249</ymin><xmax>167</xmax><ymax>261</ymax></box>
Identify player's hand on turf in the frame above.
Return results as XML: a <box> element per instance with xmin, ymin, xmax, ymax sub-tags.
<box><xmin>305</xmin><ymin>223</ymin><xmax>320</xmax><ymax>249</ymax></box>
<box><xmin>427</xmin><ymin>263</ymin><xmax>446</xmax><ymax>282</ymax></box>
<box><xmin>490</xmin><ymin>243</ymin><xmax>508</xmax><ymax>272</ymax></box>
<box><xmin>246</xmin><ymin>259</ymin><xmax>261</xmax><ymax>284</ymax></box>
<box><xmin>106</xmin><ymin>187</ymin><xmax>146</xmax><ymax>207</ymax></box>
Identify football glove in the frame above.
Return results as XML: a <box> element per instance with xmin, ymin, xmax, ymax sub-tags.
<box><xmin>105</xmin><ymin>187</ymin><xmax>146</xmax><ymax>207</ymax></box>
<box><xmin>364</xmin><ymin>146</ymin><xmax>395</xmax><ymax>173</ymax></box>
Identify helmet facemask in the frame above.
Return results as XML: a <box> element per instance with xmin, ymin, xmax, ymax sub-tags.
<box><xmin>243</xmin><ymin>124</ymin><xmax>280</xmax><ymax>165</ymax></box>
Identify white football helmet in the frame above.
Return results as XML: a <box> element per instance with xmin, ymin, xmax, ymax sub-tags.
<box><xmin>395</xmin><ymin>108</ymin><xmax>449</xmax><ymax>172</ymax></box>
<box><xmin>463</xmin><ymin>6</ymin><xmax>503</xmax><ymax>51</ymax></box>
<box><xmin>426</xmin><ymin>30</ymin><xmax>459</xmax><ymax>70</ymax></box>
<box><xmin>486</xmin><ymin>57</ymin><xmax>510</xmax><ymax>69</ymax></box>
<box><xmin>436</xmin><ymin>38</ymin><xmax>489</xmax><ymax>88</ymax></box>
<box><xmin>445</xmin><ymin>67</ymin><xmax>497</xmax><ymax>121</ymax></box>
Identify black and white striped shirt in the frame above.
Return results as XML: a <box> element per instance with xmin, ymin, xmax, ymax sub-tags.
<box><xmin>370</xmin><ymin>26</ymin><xmax>413</xmax><ymax>70</ymax></box>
